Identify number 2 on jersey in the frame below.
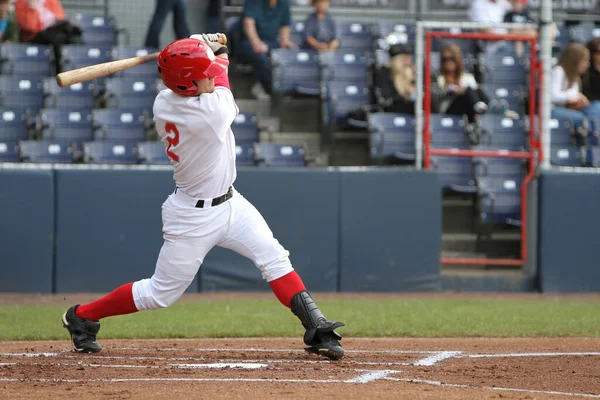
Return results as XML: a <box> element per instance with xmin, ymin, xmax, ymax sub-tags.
<box><xmin>165</xmin><ymin>123</ymin><xmax>180</xmax><ymax>163</ymax></box>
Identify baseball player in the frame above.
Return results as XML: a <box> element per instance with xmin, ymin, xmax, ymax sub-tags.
<box><xmin>61</xmin><ymin>34</ymin><xmax>345</xmax><ymax>360</ymax></box>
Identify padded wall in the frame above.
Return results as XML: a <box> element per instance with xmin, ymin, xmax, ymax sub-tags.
<box><xmin>538</xmin><ymin>170</ymin><xmax>600</xmax><ymax>292</ymax></box>
<box><xmin>0</xmin><ymin>170</ymin><xmax>54</xmax><ymax>293</ymax></box>
<box><xmin>339</xmin><ymin>169</ymin><xmax>441</xmax><ymax>291</ymax></box>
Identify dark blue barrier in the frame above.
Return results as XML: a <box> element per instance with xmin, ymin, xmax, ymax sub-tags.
<box><xmin>200</xmin><ymin>169</ymin><xmax>340</xmax><ymax>292</ymax></box>
<box><xmin>53</xmin><ymin>169</ymin><xmax>199</xmax><ymax>293</ymax></box>
<box><xmin>339</xmin><ymin>169</ymin><xmax>441</xmax><ymax>291</ymax></box>
<box><xmin>538</xmin><ymin>170</ymin><xmax>600</xmax><ymax>292</ymax></box>
<box><xmin>0</xmin><ymin>169</ymin><xmax>54</xmax><ymax>293</ymax></box>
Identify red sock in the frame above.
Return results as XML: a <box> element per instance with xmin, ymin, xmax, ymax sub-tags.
<box><xmin>76</xmin><ymin>282</ymin><xmax>138</xmax><ymax>321</ymax></box>
<box><xmin>269</xmin><ymin>270</ymin><xmax>306</xmax><ymax>308</ymax></box>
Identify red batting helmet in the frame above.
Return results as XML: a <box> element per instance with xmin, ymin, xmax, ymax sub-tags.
<box><xmin>157</xmin><ymin>38</ymin><xmax>229</xmax><ymax>97</ymax></box>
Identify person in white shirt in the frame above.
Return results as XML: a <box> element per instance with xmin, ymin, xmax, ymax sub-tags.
<box><xmin>551</xmin><ymin>43</ymin><xmax>600</xmax><ymax>132</ymax></box>
<box><xmin>468</xmin><ymin>0</ymin><xmax>513</xmax><ymax>54</ymax></box>
<box><xmin>60</xmin><ymin>35</ymin><xmax>345</xmax><ymax>361</ymax></box>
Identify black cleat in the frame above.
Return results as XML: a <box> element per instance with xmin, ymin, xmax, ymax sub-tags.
<box><xmin>304</xmin><ymin>329</ymin><xmax>345</xmax><ymax>361</ymax></box>
<box><xmin>61</xmin><ymin>305</ymin><xmax>103</xmax><ymax>353</ymax></box>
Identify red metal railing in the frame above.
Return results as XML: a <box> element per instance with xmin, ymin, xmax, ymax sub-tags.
<box><xmin>424</xmin><ymin>31</ymin><xmax>541</xmax><ymax>267</ymax></box>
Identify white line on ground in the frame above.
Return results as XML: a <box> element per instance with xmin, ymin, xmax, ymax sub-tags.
<box><xmin>346</xmin><ymin>370</ymin><xmax>398</xmax><ymax>383</ymax></box>
<box><xmin>116</xmin><ymin>347</ymin><xmax>442</xmax><ymax>354</ymax></box>
<box><xmin>465</xmin><ymin>352</ymin><xmax>600</xmax><ymax>358</ymax></box>
<box><xmin>413</xmin><ymin>351</ymin><xmax>462</xmax><ymax>366</ymax></box>
<box><xmin>168</xmin><ymin>363</ymin><xmax>268</xmax><ymax>369</ymax></box>
<box><xmin>0</xmin><ymin>377</ymin><xmax>346</xmax><ymax>384</ymax></box>
<box><xmin>384</xmin><ymin>377</ymin><xmax>600</xmax><ymax>398</ymax></box>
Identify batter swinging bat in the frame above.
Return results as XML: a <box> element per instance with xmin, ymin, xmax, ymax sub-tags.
<box><xmin>56</xmin><ymin>33</ymin><xmax>227</xmax><ymax>88</ymax></box>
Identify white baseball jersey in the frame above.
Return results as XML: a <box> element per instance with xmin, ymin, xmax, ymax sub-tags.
<box><xmin>153</xmin><ymin>86</ymin><xmax>240</xmax><ymax>199</ymax></box>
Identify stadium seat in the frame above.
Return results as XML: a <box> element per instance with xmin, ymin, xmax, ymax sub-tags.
<box><xmin>271</xmin><ymin>49</ymin><xmax>320</xmax><ymax>95</ymax></box>
<box><xmin>477</xmin><ymin>115</ymin><xmax>527</xmax><ymax>149</ymax></box>
<box><xmin>0</xmin><ymin>108</ymin><xmax>30</xmax><ymax>141</ymax></box>
<box><xmin>231</xmin><ymin>112</ymin><xmax>259</xmax><ymax>144</ymax></box>
<box><xmin>553</xmin><ymin>25</ymin><xmax>571</xmax><ymax>53</ymax></box>
<box><xmin>38</xmin><ymin>109</ymin><xmax>93</xmax><ymax>145</ymax></box>
<box><xmin>290</xmin><ymin>21</ymin><xmax>305</xmax><ymax>47</ymax></box>
<box><xmin>586</xmin><ymin>146</ymin><xmax>600</xmax><ymax>167</ymax></box>
<box><xmin>569</xmin><ymin>23</ymin><xmax>600</xmax><ymax>44</ymax></box>
<box><xmin>19</xmin><ymin>140</ymin><xmax>74</xmax><ymax>163</ymax></box>
<box><xmin>322</xmin><ymin>81</ymin><xmax>370</xmax><ymax>129</ymax></box>
<box><xmin>319</xmin><ymin>51</ymin><xmax>369</xmax><ymax>86</ymax></box>
<box><xmin>0</xmin><ymin>141</ymin><xmax>20</xmax><ymax>162</ymax></box>
<box><xmin>112</xmin><ymin>46</ymin><xmax>159</xmax><ymax>78</ymax></box>
<box><xmin>374</xmin><ymin>21</ymin><xmax>414</xmax><ymax>43</ymax></box>
<box><xmin>104</xmin><ymin>77</ymin><xmax>157</xmax><ymax>110</ymax></box>
<box><xmin>586</xmin><ymin>116</ymin><xmax>600</xmax><ymax>146</ymax></box>
<box><xmin>61</xmin><ymin>45</ymin><xmax>112</xmax><ymax>69</ymax></box>
<box><xmin>474</xmin><ymin>154</ymin><xmax>525</xmax><ymax>178</ymax></box>
<box><xmin>430</xmin><ymin>156</ymin><xmax>477</xmax><ymax>193</ymax></box>
<box><xmin>477</xmin><ymin>174</ymin><xmax>523</xmax><ymax>225</ymax></box>
<box><xmin>374</xmin><ymin>49</ymin><xmax>390</xmax><ymax>70</ymax></box>
<box><xmin>549</xmin><ymin>145</ymin><xmax>585</xmax><ymax>167</ymax></box>
<box><xmin>83</xmin><ymin>141</ymin><xmax>138</xmax><ymax>164</ymax></box>
<box><xmin>482</xmin><ymin>83</ymin><xmax>523</xmax><ymax>115</ymax></box>
<box><xmin>0</xmin><ymin>76</ymin><xmax>44</xmax><ymax>114</ymax></box>
<box><xmin>42</xmin><ymin>78</ymin><xmax>96</xmax><ymax>109</ymax></box>
<box><xmin>93</xmin><ymin>109</ymin><xmax>148</xmax><ymax>143</ymax></box>
<box><xmin>430</xmin><ymin>114</ymin><xmax>469</xmax><ymax>148</ymax></box>
<box><xmin>137</xmin><ymin>141</ymin><xmax>170</xmax><ymax>165</ymax></box>
<box><xmin>547</xmin><ymin>116</ymin><xmax>578</xmax><ymax>146</ymax></box>
<box><xmin>254</xmin><ymin>143</ymin><xmax>305</xmax><ymax>167</ymax></box>
<box><xmin>336</xmin><ymin>22</ymin><xmax>373</xmax><ymax>52</ymax></box>
<box><xmin>0</xmin><ymin>43</ymin><xmax>52</xmax><ymax>77</ymax></box>
<box><xmin>72</xmin><ymin>13</ymin><xmax>119</xmax><ymax>47</ymax></box>
<box><xmin>235</xmin><ymin>142</ymin><xmax>255</xmax><ymax>166</ymax></box>
<box><xmin>368</xmin><ymin>112</ymin><xmax>415</xmax><ymax>162</ymax></box>
<box><xmin>480</xmin><ymin>52</ymin><xmax>528</xmax><ymax>85</ymax></box>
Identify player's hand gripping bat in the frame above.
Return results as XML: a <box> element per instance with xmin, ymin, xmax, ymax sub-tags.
<box><xmin>56</xmin><ymin>33</ymin><xmax>228</xmax><ymax>88</ymax></box>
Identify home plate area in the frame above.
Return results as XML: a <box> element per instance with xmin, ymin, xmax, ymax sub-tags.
<box><xmin>1</xmin><ymin>338</ymin><xmax>599</xmax><ymax>399</ymax></box>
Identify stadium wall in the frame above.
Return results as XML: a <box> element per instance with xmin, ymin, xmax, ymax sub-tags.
<box><xmin>0</xmin><ymin>168</ymin><xmax>441</xmax><ymax>293</ymax></box>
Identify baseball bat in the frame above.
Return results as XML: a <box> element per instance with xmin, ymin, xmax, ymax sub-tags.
<box><xmin>56</xmin><ymin>33</ymin><xmax>227</xmax><ymax>88</ymax></box>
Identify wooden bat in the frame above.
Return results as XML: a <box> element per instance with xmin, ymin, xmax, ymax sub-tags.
<box><xmin>56</xmin><ymin>33</ymin><xmax>228</xmax><ymax>88</ymax></box>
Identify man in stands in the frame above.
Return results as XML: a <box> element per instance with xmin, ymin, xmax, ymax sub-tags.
<box><xmin>239</xmin><ymin>0</ymin><xmax>297</xmax><ymax>100</ymax></box>
<box><xmin>0</xmin><ymin>0</ymin><xmax>19</xmax><ymax>42</ymax></box>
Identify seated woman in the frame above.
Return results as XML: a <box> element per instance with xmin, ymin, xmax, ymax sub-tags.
<box><xmin>551</xmin><ymin>43</ymin><xmax>600</xmax><ymax>132</ymax></box>
<box><xmin>431</xmin><ymin>43</ymin><xmax>488</xmax><ymax>122</ymax></box>
<box><xmin>373</xmin><ymin>44</ymin><xmax>415</xmax><ymax>115</ymax></box>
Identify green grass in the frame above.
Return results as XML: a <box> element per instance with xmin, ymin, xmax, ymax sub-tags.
<box><xmin>1</xmin><ymin>299</ymin><xmax>599</xmax><ymax>341</ymax></box>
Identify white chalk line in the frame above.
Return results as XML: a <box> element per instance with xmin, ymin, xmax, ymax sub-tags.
<box><xmin>346</xmin><ymin>370</ymin><xmax>398</xmax><ymax>383</ymax></box>
<box><xmin>413</xmin><ymin>351</ymin><xmax>462</xmax><ymax>366</ymax></box>
<box><xmin>464</xmin><ymin>352</ymin><xmax>600</xmax><ymax>358</ymax></box>
<box><xmin>385</xmin><ymin>377</ymin><xmax>600</xmax><ymax>398</ymax></box>
<box><xmin>116</xmin><ymin>347</ymin><xmax>441</xmax><ymax>354</ymax></box>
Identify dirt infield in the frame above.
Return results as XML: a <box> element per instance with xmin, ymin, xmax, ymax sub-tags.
<box><xmin>1</xmin><ymin>337</ymin><xmax>599</xmax><ymax>399</ymax></box>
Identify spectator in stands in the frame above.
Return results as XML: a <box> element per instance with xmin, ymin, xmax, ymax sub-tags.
<box><xmin>0</xmin><ymin>0</ymin><xmax>19</xmax><ymax>42</ymax></box>
<box><xmin>240</xmin><ymin>0</ymin><xmax>297</xmax><ymax>100</ymax></box>
<box><xmin>15</xmin><ymin>0</ymin><xmax>82</xmax><ymax>73</ymax></box>
<box><xmin>503</xmin><ymin>0</ymin><xmax>536</xmax><ymax>57</ymax></box>
<box><xmin>302</xmin><ymin>0</ymin><xmax>339</xmax><ymax>51</ymax></box>
<box><xmin>468</xmin><ymin>0</ymin><xmax>512</xmax><ymax>54</ymax></box>
<box><xmin>373</xmin><ymin>44</ymin><xmax>415</xmax><ymax>115</ymax></box>
<box><xmin>551</xmin><ymin>43</ymin><xmax>600</xmax><ymax>129</ymax></box>
<box><xmin>582</xmin><ymin>38</ymin><xmax>600</xmax><ymax>103</ymax></box>
<box><xmin>144</xmin><ymin>0</ymin><xmax>191</xmax><ymax>49</ymax></box>
<box><xmin>431</xmin><ymin>44</ymin><xmax>489</xmax><ymax>122</ymax></box>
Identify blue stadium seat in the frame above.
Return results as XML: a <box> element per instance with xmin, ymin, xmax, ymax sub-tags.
<box><xmin>550</xmin><ymin>145</ymin><xmax>584</xmax><ymax>166</ymax></box>
<box><xmin>38</xmin><ymin>109</ymin><xmax>94</xmax><ymax>145</ymax></box>
<box><xmin>569</xmin><ymin>23</ymin><xmax>600</xmax><ymax>44</ymax></box>
<box><xmin>0</xmin><ymin>76</ymin><xmax>44</xmax><ymax>114</ymax></box>
<box><xmin>93</xmin><ymin>109</ymin><xmax>148</xmax><ymax>143</ymax></box>
<box><xmin>254</xmin><ymin>143</ymin><xmax>305</xmax><ymax>167</ymax></box>
<box><xmin>430</xmin><ymin>114</ymin><xmax>468</xmax><ymax>148</ymax></box>
<box><xmin>430</xmin><ymin>156</ymin><xmax>477</xmax><ymax>193</ymax></box>
<box><xmin>61</xmin><ymin>45</ymin><xmax>112</xmax><ymax>69</ymax></box>
<box><xmin>112</xmin><ymin>46</ymin><xmax>159</xmax><ymax>78</ymax></box>
<box><xmin>71</xmin><ymin>13</ymin><xmax>117</xmax><ymax>30</ymax></box>
<box><xmin>374</xmin><ymin>49</ymin><xmax>390</xmax><ymax>70</ymax></box>
<box><xmin>19</xmin><ymin>140</ymin><xmax>74</xmax><ymax>163</ymax></box>
<box><xmin>83</xmin><ymin>141</ymin><xmax>138</xmax><ymax>164</ymax></box>
<box><xmin>477</xmin><ymin>174</ymin><xmax>522</xmax><ymax>225</ymax></box>
<box><xmin>477</xmin><ymin>115</ymin><xmax>527</xmax><ymax>149</ymax></box>
<box><xmin>319</xmin><ymin>51</ymin><xmax>369</xmax><ymax>85</ymax></box>
<box><xmin>235</xmin><ymin>143</ymin><xmax>255</xmax><ymax>166</ymax></box>
<box><xmin>0</xmin><ymin>141</ymin><xmax>20</xmax><ymax>162</ymax></box>
<box><xmin>137</xmin><ymin>141</ymin><xmax>170</xmax><ymax>165</ymax></box>
<box><xmin>42</xmin><ymin>78</ymin><xmax>96</xmax><ymax>109</ymax></box>
<box><xmin>0</xmin><ymin>108</ymin><xmax>30</xmax><ymax>141</ymax></box>
<box><xmin>481</xmin><ymin>52</ymin><xmax>528</xmax><ymax>85</ymax></box>
<box><xmin>336</xmin><ymin>22</ymin><xmax>373</xmax><ymax>52</ymax></box>
<box><xmin>586</xmin><ymin>146</ymin><xmax>600</xmax><ymax>167</ymax></box>
<box><xmin>231</xmin><ymin>112</ymin><xmax>259</xmax><ymax>144</ymax></box>
<box><xmin>323</xmin><ymin>81</ymin><xmax>370</xmax><ymax>129</ymax></box>
<box><xmin>368</xmin><ymin>112</ymin><xmax>415</xmax><ymax>162</ymax></box>
<box><xmin>548</xmin><ymin>115</ymin><xmax>577</xmax><ymax>145</ymax></box>
<box><xmin>271</xmin><ymin>49</ymin><xmax>320</xmax><ymax>95</ymax></box>
<box><xmin>72</xmin><ymin>13</ymin><xmax>120</xmax><ymax>47</ymax></box>
<box><xmin>290</xmin><ymin>21</ymin><xmax>305</xmax><ymax>47</ymax></box>
<box><xmin>0</xmin><ymin>43</ymin><xmax>52</xmax><ymax>77</ymax></box>
<box><xmin>483</xmin><ymin>83</ymin><xmax>522</xmax><ymax>114</ymax></box>
<box><xmin>104</xmin><ymin>77</ymin><xmax>157</xmax><ymax>110</ymax></box>
<box><xmin>374</xmin><ymin>21</ymin><xmax>414</xmax><ymax>41</ymax></box>
<box><xmin>588</xmin><ymin>116</ymin><xmax>600</xmax><ymax>146</ymax></box>
<box><xmin>554</xmin><ymin>25</ymin><xmax>570</xmax><ymax>53</ymax></box>
<box><xmin>474</xmin><ymin>154</ymin><xmax>525</xmax><ymax>178</ymax></box>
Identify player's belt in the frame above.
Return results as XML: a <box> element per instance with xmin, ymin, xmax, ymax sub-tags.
<box><xmin>195</xmin><ymin>186</ymin><xmax>233</xmax><ymax>208</ymax></box>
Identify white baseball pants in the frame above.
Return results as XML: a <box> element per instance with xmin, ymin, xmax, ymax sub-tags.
<box><xmin>131</xmin><ymin>188</ymin><xmax>293</xmax><ymax>311</ymax></box>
